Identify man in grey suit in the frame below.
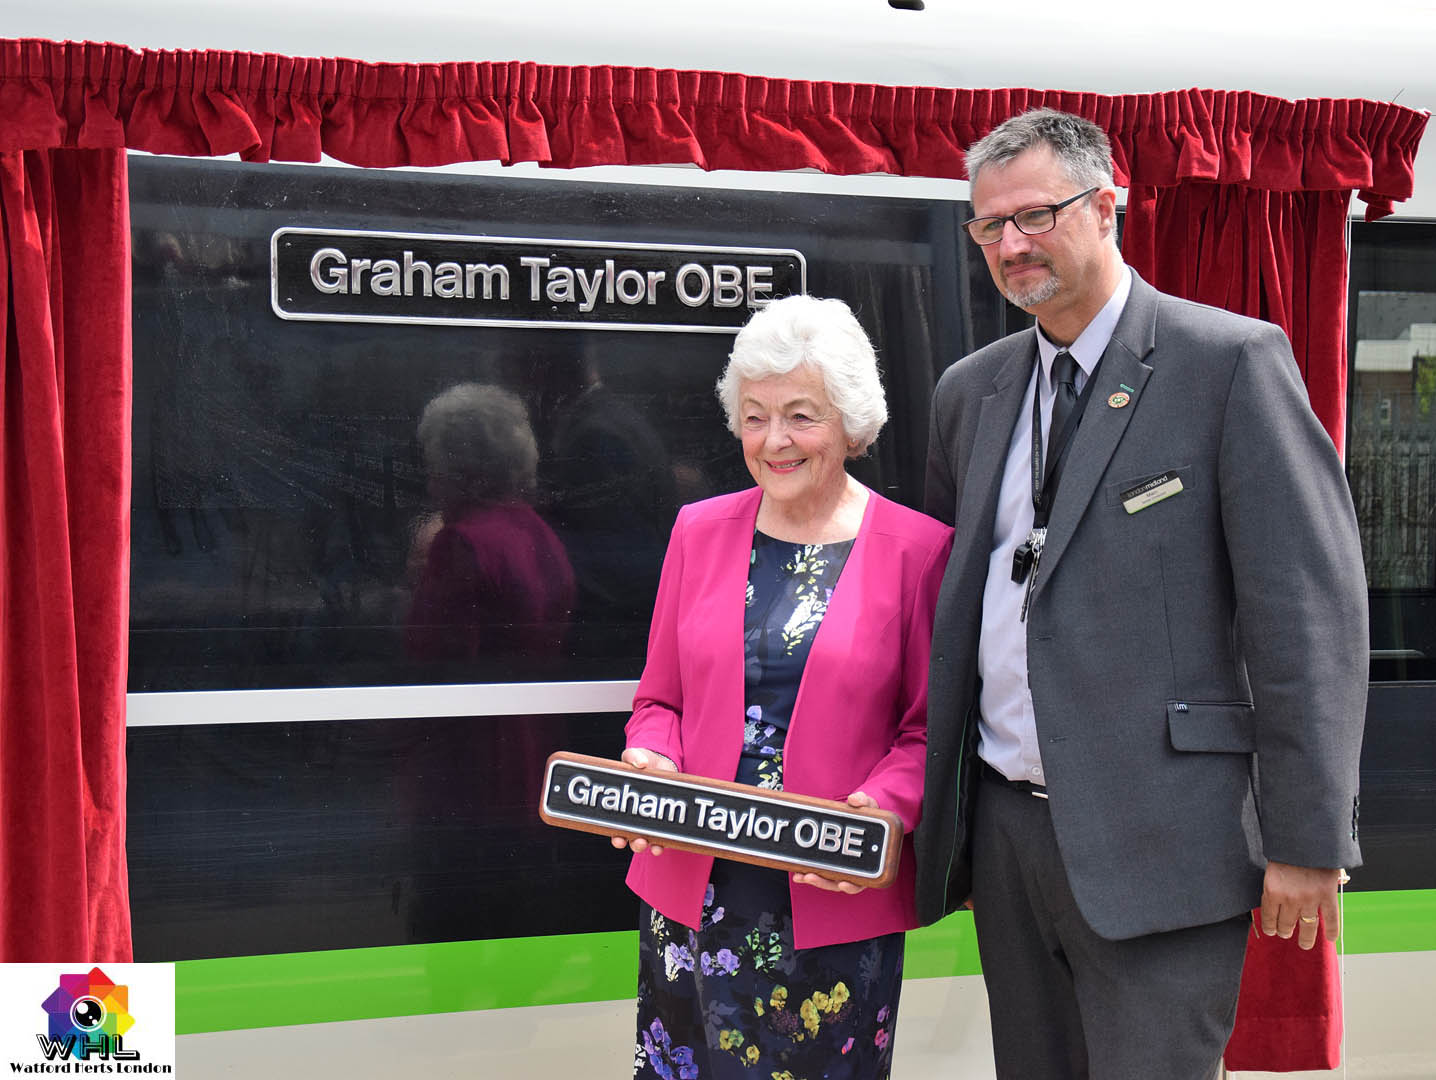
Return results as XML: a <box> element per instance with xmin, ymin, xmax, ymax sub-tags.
<box><xmin>916</xmin><ymin>108</ymin><xmax>1368</xmax><ymax>1078</ymax></box>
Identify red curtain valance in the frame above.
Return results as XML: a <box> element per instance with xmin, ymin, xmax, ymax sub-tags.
<box><xmin>0</xmin><ymin>38</ymin><xmax>1426</xmax><ymax>220</ymax></box>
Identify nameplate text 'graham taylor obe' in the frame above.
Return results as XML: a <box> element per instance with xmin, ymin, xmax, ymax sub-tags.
<box><xmin>539</xmin><ymin>752</ymin><xmax>902</xmax><ymax>888</ymax></box>
<box><xmin>271</xmin><ymin>228</ymin><xmax>805</xmax><ymax>334</ymax></box>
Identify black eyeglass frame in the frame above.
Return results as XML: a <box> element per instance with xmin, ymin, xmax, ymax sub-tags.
<box><xmin>963</xmin><ymin>186</ymin><xmax>1100</xmax><ymax>246</ymax></box>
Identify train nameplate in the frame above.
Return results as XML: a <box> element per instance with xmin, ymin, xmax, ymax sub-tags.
<box><xmin>539</xmin><ymin>752</ymin><xmax>902</xmax><ymax>888</ymax></box>
<box><xmin>271</xmin><ymin>227</ymin><xmax>806</xmax><ymax>334</ymax></box>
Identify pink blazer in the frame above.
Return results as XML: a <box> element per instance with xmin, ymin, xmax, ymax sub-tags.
<box><xmin>625</xmin><ymin>485</ymin><xmax>953</xmax><ymax>949</ymax></box>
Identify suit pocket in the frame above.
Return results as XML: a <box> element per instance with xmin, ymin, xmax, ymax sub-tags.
<box><xmin>1167</xmin><ymin>700</ymin><xmax>1255</xmax><ymax>753</ymax></box>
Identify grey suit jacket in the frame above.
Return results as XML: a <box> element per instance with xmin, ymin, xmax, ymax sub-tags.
<box><xmin>915</xmin><ymin>271</ymin><xmax>1368</xmax><ymax>940</ymax></box>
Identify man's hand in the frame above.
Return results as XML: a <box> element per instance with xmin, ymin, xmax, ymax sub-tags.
<box><xmin>1258</xmin><ymin>861</ymin><xmax>1343</xmax><ymax>949</ymax></box>
<box><xmin>791</xmin><ymin>790</ymin><xmax>878</xmax><ymax>895</ymax></box>
<box><xmin>610</xmin><ymin>748</ymin><xmax>678</xmax><ymax>855</ymax></box>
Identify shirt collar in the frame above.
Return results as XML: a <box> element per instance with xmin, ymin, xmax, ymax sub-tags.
<box><xmin>1035</xmin><ymin>265</ymin><xmax>1132</xmax><ymax>390</ymax></box>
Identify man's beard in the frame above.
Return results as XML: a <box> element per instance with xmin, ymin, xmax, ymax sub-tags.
<box><xmin>1000</xmin><ymin>258</ymin><xmax>1061</xmax><ymax>309</ymax></box>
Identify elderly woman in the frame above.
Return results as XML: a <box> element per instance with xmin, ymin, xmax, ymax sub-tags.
<box><xmin>616</xmin><ymin>295</ymin><xmax>952</xmax><ymax>1079</ymax></box>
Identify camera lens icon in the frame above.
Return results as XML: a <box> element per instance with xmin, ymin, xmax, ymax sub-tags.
<box><xmin>70</xmin><ymin>996</ymin><xmax>106</xmax><ymax>1031</ymax></box>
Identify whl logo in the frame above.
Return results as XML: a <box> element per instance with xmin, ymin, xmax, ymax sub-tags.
<box><xmin>36</xmin><ymin>967</ymin><xmax>138</xmax><ymax>1061</ymax></box>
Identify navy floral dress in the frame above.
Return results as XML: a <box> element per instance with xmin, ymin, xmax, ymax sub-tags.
<box><xmin>634</xmin><ymin>531</ymin><xmax>905</xmax><ymax>1080</ymax></box>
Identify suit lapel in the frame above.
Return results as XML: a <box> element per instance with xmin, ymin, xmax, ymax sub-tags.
<box><xmin>1035</xmin><ymin>274</ymin><xmax>1159</xmax><ymax>588</ymax></box>
<box><xmin>951</xmin><ymin>336</ymin><xmax>1037</xmax><ymax>583</ymax></box>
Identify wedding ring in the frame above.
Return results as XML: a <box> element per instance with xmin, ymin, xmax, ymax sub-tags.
<box><xmin>1299</xmin><ymin>915</ymin><xmax>1320</xmax><ymax>924</ymax></box>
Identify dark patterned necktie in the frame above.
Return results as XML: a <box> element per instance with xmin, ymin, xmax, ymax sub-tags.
<box><xmin>1049</xmin><ymin>349</ymin><xmax>1079</xmax><ymax>450</ymax></box>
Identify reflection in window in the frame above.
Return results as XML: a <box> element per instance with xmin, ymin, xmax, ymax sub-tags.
<box><xmin>406</xmin><ymin>384</ymin><xmax>576</xmax><ymax>664</ymax></box>
<box><xmin>1349</xmin><ymin>296</ymin><xmax>1436</xmax><ymax>590</ymax></box>
<box><xmin>1346</xmin><ymin>217</ymin><xmax>1436</xmax><ymax>684</ymax></box>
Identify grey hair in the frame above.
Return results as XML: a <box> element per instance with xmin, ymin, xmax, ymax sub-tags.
<box><xmin>965</xmin><ymin>108</ymin><xmax>1116</xmax><ymax>192</ymax></box>
<box><xmin>418</xmin><ymin>382</ymin><xmax>539</xmax><ymax>504</ymax></box>
<box><xmin>716</xmin><ymin>295</ymin><xmax>888</xmax><ymax>456</ymax></box>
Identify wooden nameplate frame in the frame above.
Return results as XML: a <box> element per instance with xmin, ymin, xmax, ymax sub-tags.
<box><xmin>539</xmin><ymin>751</ymin><xmax>903</xmax><ymax>889</ymax></box>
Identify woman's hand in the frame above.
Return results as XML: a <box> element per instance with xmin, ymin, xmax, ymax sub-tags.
<box><xmin>791</xmin><ymin>790</ymin><xmax>877</xmax><ymax>895</ymax></box>
<box><xmin>610</xmin><ymin>748</ymin><xmax>679</xmax><ymax>855</ymax></box>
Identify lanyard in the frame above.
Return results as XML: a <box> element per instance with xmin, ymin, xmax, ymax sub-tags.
<box><xmin>1028</xmin><ymin>355</ymin><xmax>1101</xmax><ymax>530</ymax></box>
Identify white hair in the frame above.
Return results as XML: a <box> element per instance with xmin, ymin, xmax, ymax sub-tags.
<box><xmin>715</xmin><ymin>295</ymin><xmax>888</xmax><ymax>455</ymax></box>
<box><xmin>417</xmin><ymin>382</ymin><xmax>538</xmax><ymax>503</ymax></box>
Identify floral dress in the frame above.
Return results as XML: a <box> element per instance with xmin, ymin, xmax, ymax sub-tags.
<box><xmin>634</xmin><ymin>531</ymin><xmax>904</xmax><ymax>1080</ymax></box>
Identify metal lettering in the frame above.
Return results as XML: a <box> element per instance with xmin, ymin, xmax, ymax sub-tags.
<box><xmin>467</xmin><ymin>262</ymin><xmax>509</xmax><ymax>300</ymax></box>
<box><xmin>546</xmin><ymin>265</ymin><xmax>577</xmax><ymax>305</ymax></box>
<box><xmin>575</xmin><ymin>265</ymin><xmax>605</xmax><ymax>312</ymax></box>
<box><xmin>675</xmin><ymin>262</ymin><xmax>711</xmax><ymax>306</ymax></box>
<box><xmin>309</xmin><ymin>247</ymin><xmax>349</xmax><ymax>293</ymax></box>
<box><xmin>747</xmin><ymin>265</ymin><xmax>774</xmax><ymax>307</ymax></box>
<box><xmin>369</xmin><ymin>259</ymin><xmax>401</xmax><ymax>296</ymax></box>
<box><xmin>403</xmin><ymin>251</ymin><xmax>433</xmax><ymax>297</ymax></box>
<box><xmin>712</xmin><ymin>264</ymin><xmax>744</xmax><ymax>308</ymax></box>
<box><xmin>615</xmin><ymin>268</ymin><xmax>648</xmax><ymax>304</ymax></box>
<box><xmin>276</xmin><ymin>229</ymin><xmax>805</xmax><ymax>332</ymax></box>
<box><xmin>521</xmin><ymin>255</ymin><xmax>550</xmax><ymax>298</ymax></box>
<box><xmin>434</xmin><ymin>261</ymin><xmax>464</xmax><ymax>298</ymax></box>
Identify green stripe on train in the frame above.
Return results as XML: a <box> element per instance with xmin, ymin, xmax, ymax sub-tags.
<box><xmin>175</xmin><ymin>888</ymin><xmax>1436</xmax><ymax>1034</ymax></box>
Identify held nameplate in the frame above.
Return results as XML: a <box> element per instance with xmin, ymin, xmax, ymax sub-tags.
<box><xmin>539</xmin><ymin>752</ymin><xmax>902</xmax><ymax>888</ymax></box>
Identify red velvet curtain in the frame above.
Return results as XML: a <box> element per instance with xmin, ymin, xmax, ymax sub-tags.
<box><xmin>0</xmin><ymin>145</ymin><xmax>132</xmax><ymax>962</ymax></box>
<box><xmin>1125</xmin><ymin>183</ymin><xmax>1355</xmax><ymax>452</ymax></box>
<box><xmin>0</xmin><ymin>37</ymin><xmax>1425</xmax><ymax>1064</ymax></box>
<box><xmin>0</xmin><ymin>42</ymin><xmax>1423</xmax><ymax>195</ymax></box>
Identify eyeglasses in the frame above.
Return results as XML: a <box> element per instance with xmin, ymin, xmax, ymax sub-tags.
<box><xmin>963</xmin><ymin>187</ymin><xmax>1099</xmax><ymax>246</ymax></box>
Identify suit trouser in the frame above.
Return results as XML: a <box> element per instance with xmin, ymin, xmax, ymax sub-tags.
<box><xmin>971</xmin><ymin>770</ymin><xmax>1250</xmax><ymax>1080</ymax></box>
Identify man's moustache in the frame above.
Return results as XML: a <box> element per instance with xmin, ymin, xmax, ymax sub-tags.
<box><xmin>1002</xmin><ymin>257</ymin><xmax>1051</xmax><ymax>272</ymax></box>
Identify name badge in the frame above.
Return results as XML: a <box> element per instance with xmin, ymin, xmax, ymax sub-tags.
<box><xmin>539</xmin><ymin>752</ymin><xmax>902</xmax><ymax>887</ymax></box>
<box><xmin>1120</xmin><ymin>471</ymin><xmax>1184</xmax><ymax>514</ymax></box>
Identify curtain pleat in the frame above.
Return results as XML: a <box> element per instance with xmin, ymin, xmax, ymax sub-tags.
<box><xmin>1123</xmin><ymin>184</ymin><xmax>1353</xmax><ymax>450</ymax></box>
<box><xmin>0</xmin><ymin>146</ymin><xmax>132</xmax><ymax>963</ymax></box>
